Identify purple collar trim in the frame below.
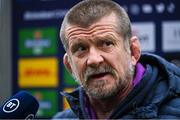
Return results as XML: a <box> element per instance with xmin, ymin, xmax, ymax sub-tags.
<box><xmin>132</xmin><ymin>63</ymin><xmax>145</xmax><ymax>87</ymax></box>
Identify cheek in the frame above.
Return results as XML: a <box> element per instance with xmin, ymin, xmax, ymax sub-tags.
<box><xmin>111</xmin><ymin>52</ymin><xmax>130</xmax><ymax>75</ymax></box>
<box><xmin>72</xmin><ymin>58</ymin><xmax>86</xmax><ymax>79</ymax></box>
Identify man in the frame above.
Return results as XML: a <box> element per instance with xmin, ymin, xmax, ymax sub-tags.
<box><xmin>53</xmin><ymin>0</ymin><xmax>180</xmax><ymax>119</ymax></box>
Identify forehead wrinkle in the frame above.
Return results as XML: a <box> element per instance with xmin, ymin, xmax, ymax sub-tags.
<box><xmin>67</xmin><ymin>24</ymin><xmax>119</xmax><ymax>41</ymax></box>
<box><xmin>68</xmin><ymin>31</ymin><xmax>118</xmax><ymax>50</ymax></box>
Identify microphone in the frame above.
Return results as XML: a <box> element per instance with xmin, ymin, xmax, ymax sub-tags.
<box><xmin>0</xmin><ymin>91</ymin><xmax>39</xmax><ymax>119</ymax></box>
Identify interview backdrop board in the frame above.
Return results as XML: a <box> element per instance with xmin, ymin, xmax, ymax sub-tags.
<box><xmin>12</xmin><ymin>0</ymin><xmax>180</xmax><ymax>118</ymax></box>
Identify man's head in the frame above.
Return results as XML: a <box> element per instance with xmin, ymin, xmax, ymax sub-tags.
<box><xmin>60</xmin><ymin>0</ymin><xmax>132</xmax><ymax>51</ymax></box>
<box><xmin>60</xmin><ymin>0</ymin><xmax>141</xmax><ymax>99</ymax></box>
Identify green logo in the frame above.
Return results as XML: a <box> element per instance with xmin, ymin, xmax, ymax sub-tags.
<box><xmin>28</xmin><ymin>90</ymin><xmax>58</xmax><ymax>118</ymax></box>
<box><xmin>18</xmin><ymin>27</ymin><xmax>58</xmax><ymax>56</ymax></box>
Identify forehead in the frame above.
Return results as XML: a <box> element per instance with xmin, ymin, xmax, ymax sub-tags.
<box><xmin>65</xmin><ymin>13</ymin><xmax>119</xmax><ymax>41</ymax></box>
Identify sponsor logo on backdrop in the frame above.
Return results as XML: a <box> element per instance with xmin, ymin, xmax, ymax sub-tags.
<box><xmin>29</xmin><ymin>90</ymin><xmax>58</xmax><ymax>118</ymax></box>
<box><xmin>24</xmin><ymin>10</ymin><xmax>67</xmax><ymax>21</ymax></box>
<box><xmin>130</xmin><ymin>4</ymin><xmax>140</xmax><ymax>15</ymax></box>
<box><xmin>18</xmin><ymin>58</ymin><xmax>58</xmax><ymax>88</ymax></box>
<box><xmin>156</xmin><ymin>3</ymin><xmax>165</xmax><ymax>13</ymax></box>
<box><xmin>25</xmin><ymin>30</ymin><xmax>50</xmax><ymax>55</ymax></box>
<box><xmin>162</xmin><ymin>21</ymin><xmax>180</xmax><ymax>52</ymax></box>
<box><xmin>18</xmin><ymin>27</ymin><xmax>57</xmax><ymax>56</ymax></box>
<box><xmin>63</xmin><ymin>88</ymin><xmax>75</xmax><ymax>110</ymax></box>
<box><xmin>142</xmin><ymin>4</ymin><xmax>153</xmax><ymax>14</ymax></box>
<box><xmin>132</xmin><ymin>22</ymin><xmax>155</xmax><ymax>52</ymax></box>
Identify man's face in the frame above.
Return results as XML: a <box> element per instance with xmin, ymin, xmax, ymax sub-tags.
<box><xmin>64</xmin><ymin>13</ymin><xmax>135</xmax><ymax>99</ymax></box>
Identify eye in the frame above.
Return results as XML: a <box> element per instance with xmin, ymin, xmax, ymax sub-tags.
<box><xmin>71</xmin><ymin>43</ymin><xmax>88</xmax><ymax>55</ymax></box>
<box><xmin>77</xmin><ymin>45</ymin><xmax>87</xmax><ymax>52</ymax></box>
<box><xmin>102</xmin><ymin>40</ymin><xmax>114</xmax><ymax>47</ymax></box>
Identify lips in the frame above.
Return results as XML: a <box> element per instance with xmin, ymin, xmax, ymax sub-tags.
<box><xmin>88</xmin><ymin>72</ymin><xmax>110</xmax><ymax>80</ymax></box>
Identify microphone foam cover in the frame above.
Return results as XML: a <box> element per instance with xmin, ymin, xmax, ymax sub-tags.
<box><xmin>0</xmin><ymin>91</ymin><xmax>39</xmax><ymax>119</ymax></box>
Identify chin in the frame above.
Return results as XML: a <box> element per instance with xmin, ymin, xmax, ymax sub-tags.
<box><xmin>86</xmin><ymin>83</ymin><xmax>119</xmax><ymax>99</ymax></box>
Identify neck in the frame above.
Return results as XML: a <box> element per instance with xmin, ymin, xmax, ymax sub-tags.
<box><xmin>88</xmin><ymin>82</ymin><xmax>133</xmax><ymax>119</ymax></box>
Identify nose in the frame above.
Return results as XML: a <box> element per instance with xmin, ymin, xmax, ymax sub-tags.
<box><xmin>87</xmin><ymin>47</ymin><xmax>104</xmax><ymax>67</ymax></box>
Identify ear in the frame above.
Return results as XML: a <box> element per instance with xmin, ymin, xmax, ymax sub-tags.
<box><xmin>130</xmin><ymin>36</ymin><xmax>141</xmax><ymax>65</ymax></box>
<box><xmin>63</xmin><ymin>53</ymin><xmax>72</xmax><ymax>74</ymax></box>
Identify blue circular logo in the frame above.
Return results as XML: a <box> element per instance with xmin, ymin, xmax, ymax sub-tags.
<box><xmin>3</xmin><ymin>98</ymin><xmax>20</xmax><ymax>113</ymax></box>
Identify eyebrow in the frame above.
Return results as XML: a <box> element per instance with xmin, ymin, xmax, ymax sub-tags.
<box><xmin>94</xmin><ymin>34</ymin><xmax>117</xmax><ymax>42</ymax></box>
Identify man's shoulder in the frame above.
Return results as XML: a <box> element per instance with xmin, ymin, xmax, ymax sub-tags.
<box><xmin>52</xmin><ymin>109</ymin><xmax>77</xmax><ymax>119</ymax></box>
<box><xmin>158</xmin><ymin>97</ymin><xmax>180</xmax><ymax>118</ymax></box>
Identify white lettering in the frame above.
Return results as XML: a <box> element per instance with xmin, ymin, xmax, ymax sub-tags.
<box><xmin>23</xmin><ymin>10</ymin><xmax>68</xmax><ymax>21</ymax></box>
<box><xmin>6</xmin><ymin>102</ymin><xmax>17</xmax><ymax>109</ymax></box>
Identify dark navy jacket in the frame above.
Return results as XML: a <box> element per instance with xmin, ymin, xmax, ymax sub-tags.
<box><xmin>53</xmin><ymin>53</ymin><xmax>180</xmax><ymax>119</ymax></box>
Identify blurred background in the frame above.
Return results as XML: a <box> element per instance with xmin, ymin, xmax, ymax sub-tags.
<box><xmin>0</xmin><ymin>0</ymin><xmax>180</xmax><ymax>119</ymax></box>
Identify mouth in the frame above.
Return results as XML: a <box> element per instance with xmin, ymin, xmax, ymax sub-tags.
<box><xmin>88</xmin><ymin>72</ymin><xmax>111</xmax><ymax>81</ymax></box>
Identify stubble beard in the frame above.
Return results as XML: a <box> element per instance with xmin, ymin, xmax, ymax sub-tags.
<box><xmin>72</xmin><ymin>62</ymin><xmax>135</xmax><ymax>100</ymax></box>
